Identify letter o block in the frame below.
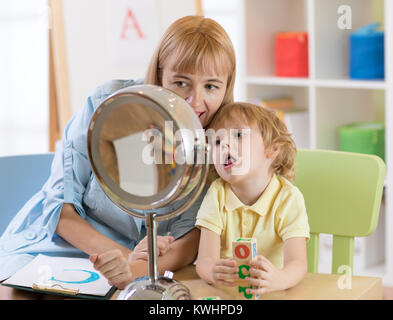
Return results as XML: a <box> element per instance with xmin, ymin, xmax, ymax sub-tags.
<box><xmin>232</xmin><ymin>238</ymin><xmax>257</xmax><ymax>264</ymax></box>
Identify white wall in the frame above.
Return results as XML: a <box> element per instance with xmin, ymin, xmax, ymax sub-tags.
<box><xmin>201</xmin><ymin>0</ymin><xmax>243</xmax><ymax>101</ymax></box>
<box><xmin>62</xmin><ymin>0</ymin><xmax>197</xmax><ymax>114</ymax></box>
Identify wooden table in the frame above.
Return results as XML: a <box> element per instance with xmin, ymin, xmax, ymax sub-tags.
<box><xmin>172</xmin><ymin>265</ymin><xmax>382</xmax><ymax>300</ymax></box>
<box><xmin>0</xmin><ymin>264</ymin><xmax>381</xmax><ymax>300</ymax></box>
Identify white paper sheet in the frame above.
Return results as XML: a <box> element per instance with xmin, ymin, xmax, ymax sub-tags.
<box><xmin>3</xmin><ymin>254</ymin><xmax>112</xmax><ymax>297</ymax></box>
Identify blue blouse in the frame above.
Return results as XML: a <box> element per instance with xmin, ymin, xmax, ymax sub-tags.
<box><xmin>0</xmin><ymin>79</ymin><xmax>207</xmax><ymax>281</ymax></box>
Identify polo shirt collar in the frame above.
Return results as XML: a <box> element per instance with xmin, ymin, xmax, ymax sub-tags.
<box><xmin>224</xmin><ymin>174</ymin><xmax>281</xmax><ymax>216</ymax></box>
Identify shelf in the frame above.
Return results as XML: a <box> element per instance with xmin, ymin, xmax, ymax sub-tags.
<box><xmin>244</xmin><ymin>0</ymin><xmax>307</xmax><ymax>77</ymax></box>
<box><xmin>315</xmin><ymin>87</ymin><xmax>384</xmax><ymax>150</ymax></box>
<box><xmin>237</xmin><ymin>0</ymin><xmax>393</xmax><ymax>287</ymax></box>
<box><xmin>315</xmin><ymin>79</ymin><xmax>386</xmax><ymax>90</ymax></box>
<box><xmin>246</xmin><ymin>76</ymin><xmax>310</xmax><ymax>87</ymax></box>
<box><xmin>246</xmin><ymin>76</ymin><xmax>386</xmax><ymax>90</ymax></box>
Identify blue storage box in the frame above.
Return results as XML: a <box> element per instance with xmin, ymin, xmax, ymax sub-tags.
<box><xmin>349</xmin><ymin>23</ymin><xmax>384</xmax><ymax>79</ymax></box>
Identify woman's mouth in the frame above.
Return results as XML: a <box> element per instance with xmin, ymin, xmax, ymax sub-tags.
<box><xmin>195</xmin><ymin>111</ymin><xmax>205</xmax><ymax>119</ymax></box>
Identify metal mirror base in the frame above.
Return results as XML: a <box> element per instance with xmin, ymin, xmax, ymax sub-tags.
<box><xmin>117</xmin><ymin>276</ymin><xmax>192</xmax><ymax>300</ymax></box>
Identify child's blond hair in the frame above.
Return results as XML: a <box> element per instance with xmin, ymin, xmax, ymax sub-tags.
<box><xmin>208</xmin><ymin>102</ymin><xmax>297</xmax><ymax>181</ymax></box>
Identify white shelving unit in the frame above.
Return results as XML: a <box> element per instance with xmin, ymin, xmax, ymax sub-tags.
<box><xmin>235</xmin><ymin>0</ymin><xmax>393</xmax><ymax>286</ymax></box>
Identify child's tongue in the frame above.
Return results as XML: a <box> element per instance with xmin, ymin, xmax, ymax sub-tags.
<box><xmin>224</xmin><ymin>155</ymin><xmax>234</xmax><ymax>167</ymax></box>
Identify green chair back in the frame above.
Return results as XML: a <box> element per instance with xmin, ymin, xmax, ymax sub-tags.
<box><xmin>294</xmin><ymin>149</ymin><xmax>385</xmax><ymax>274</ymax></box>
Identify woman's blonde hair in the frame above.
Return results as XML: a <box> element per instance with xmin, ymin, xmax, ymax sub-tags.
<box><xmin>145</xmin><ymin>15</ymin><xmax>236</xmax><ymax>108</ymax></box>
<box><xmin>208</xmin><ymin>102</ymin><xmax>297</xmax><ymax>181</ymax></box>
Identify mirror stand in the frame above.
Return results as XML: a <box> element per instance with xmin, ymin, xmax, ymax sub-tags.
<box><xmin>118</xmin><ymin>212</ymin><xmax>192</xmax><ymax>300</ymax></box>
<box><xmin>146</xmin><ymin>212</ymin><xmax>158</xmax><ymax>286</ymax></box>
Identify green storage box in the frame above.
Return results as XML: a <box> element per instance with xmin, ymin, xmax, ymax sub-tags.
<box><xmin>339</xmin><ymin>122</ymin><xmax>385</xmax><ymax>161</ymax></box>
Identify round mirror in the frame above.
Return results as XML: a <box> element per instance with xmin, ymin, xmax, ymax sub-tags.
<box><xmin>87</xmin><ymin>84</ymin><xmax>209</xmax><ymax>299</ymax></box>
<box><xmin>87</xmin><ymin>84</ymin><xmax>209</xmax><ymax>221</ymax></box>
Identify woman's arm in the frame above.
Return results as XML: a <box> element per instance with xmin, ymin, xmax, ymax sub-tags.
<box><xmin>89</xmin><ymin>228</ymin><xmax>201</xmax><ymax>288</ymax></box>
<box><xmin>56</xmin><ymin>203</ymin><xmax>132</xmax><ymax>258</ymax></box>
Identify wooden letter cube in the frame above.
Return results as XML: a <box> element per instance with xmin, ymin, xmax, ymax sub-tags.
<box><xmin>232</xmin><ymin>238</ymin><xmax>257</xmax><ymax>264</ymax></box>
<box><xmin>232</xmin><ymin>238</ymin><xmax>258</xmax><ymax>299</ymax></box>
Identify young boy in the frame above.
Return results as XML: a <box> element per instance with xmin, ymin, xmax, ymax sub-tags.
<box><xmin>195</xmin><ymin>102</ymin><xmax>310</xmax><ymax>296</ymax></box>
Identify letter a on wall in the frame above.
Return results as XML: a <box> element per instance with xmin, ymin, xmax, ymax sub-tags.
<box><xmin>120</xmin><ymin>8</ymin><xmax>146</xmax><ymax>40</ymax></box>
<box><xmin>105</xmin><ymin>0</ymin><xmax>161</xmax><ymax>68</ymax></box>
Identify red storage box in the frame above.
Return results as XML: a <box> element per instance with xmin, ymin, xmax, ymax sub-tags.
<box><xmin>275</xmin><ymin>32</ymin><xmax>308</xmax><ymax>77</ymax></box>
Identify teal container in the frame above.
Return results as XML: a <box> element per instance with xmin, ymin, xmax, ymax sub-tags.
<box><xmin>339</xmin><ymin>122</ymin><xmax>385</xmax><ymax>161</ymax></box>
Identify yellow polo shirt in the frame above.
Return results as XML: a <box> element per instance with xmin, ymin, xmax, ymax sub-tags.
<box><xmin>195</xmin><ymin>174</ymin><xmax>310</xmax><ymax>270</ymax></box>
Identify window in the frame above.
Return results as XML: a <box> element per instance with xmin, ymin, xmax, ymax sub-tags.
<box><xmin>0</xmin><ymin>0</ymin><xmax>49</xmax><ymax>156</ymax></box>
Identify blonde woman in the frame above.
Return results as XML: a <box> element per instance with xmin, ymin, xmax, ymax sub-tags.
<box><xmin>0</xmin><ymin>15</ymin><xmax>236</xmax><ymax>298</ymax></box>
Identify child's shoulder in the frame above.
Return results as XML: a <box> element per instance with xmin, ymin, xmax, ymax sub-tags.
<box><xmin>205</xmin><ymin>178</ymin><xmax>227</xmax><ymax>203</ymax></box>
<box><xmin>209</xmin><ymin>177</ymin><xmax>226</xmax><ymax>191</ymax></box>
<box><xmin>276</xmin><ymin>175</ymin><xmax>304</xmax><ymax>199</ymax></box>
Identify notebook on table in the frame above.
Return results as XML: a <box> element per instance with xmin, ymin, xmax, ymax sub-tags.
<box><xmin>2</xmin><ymin>254</ymin><xmax>116</xmax><ymax>300</ymax></box>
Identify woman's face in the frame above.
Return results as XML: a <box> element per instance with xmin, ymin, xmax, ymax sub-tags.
<box><xmin>161</xmin><ymin>58</ymin><xmax>228</xmax><ymax>127</ymax></box>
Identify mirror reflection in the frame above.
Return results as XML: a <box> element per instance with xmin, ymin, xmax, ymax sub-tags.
<box><xmin>99</xmin><ymin>103</ymin><xmax>182</xmax><ymax>197</ymax></box>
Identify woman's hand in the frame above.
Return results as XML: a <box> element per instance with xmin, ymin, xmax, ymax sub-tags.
<box><xmin>211</xmin><ymin>258</ymin><xmax>239</xmax><ymax>286</ymax></box>
<box><xmin>128</xmin><ymin>235</ymin><xmax>174</xmax><ymax>262</ymax></box>
<box><xmin>90</xmin><ymin>249</ymin><xmax>132</xmax><ymax>290</ymax></box>
<box><xmin>244</xmin><ymin>255</ymin><xmax>285</xmax><ymax>295</ymax></box>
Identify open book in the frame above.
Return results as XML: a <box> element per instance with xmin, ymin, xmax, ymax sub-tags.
<box><xmin>2</xmin><ymin>254</ymin><xmax>116</xmax><ymax>299</ymax></box>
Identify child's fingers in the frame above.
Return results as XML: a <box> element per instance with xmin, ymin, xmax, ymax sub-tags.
<box><xmin>217</xmin><ymin>258</ymin><xmax>237</xmax><ymax>267</ymax></box>
<box><xmin>213</xmin><ymin>264</ymin><xmax>238</xmax><ymax>275</ymax></box>
<box><xmin>249</xmin><ymin>267</ymin><xmax>268</xmax><ymax>279</ymax></box>
<box><xmin>213</xmin><ymin>270</ymin><xmax>238</xmax><ymax>282</ymax></box>
<box><xmin>156</xmin><ymin>236</ymin><xmax>174</xmax><ymax>255</ymax></box>
<box><xmin>166</xmin><ymin>235</ymin><xmax>175</xmax><ymax>243</ymax></box>
<box><xmin>250</xmin><ymin>256</ymin><xmax>273</xmax><ymax>272</ymax></box>
<box><xmin>246</xmin><ymin>286</ymin><xmax>268</xmax><ymax>296</ymax></box>
<box><xmin>213</xmin><ymin>263</ymin><xmax>238</xmax><ymax>284</ymax></box>
<box><xmin>245</xmin><ymin>276</ymin><xmax>267</xmax><ymax>288</ymax></box>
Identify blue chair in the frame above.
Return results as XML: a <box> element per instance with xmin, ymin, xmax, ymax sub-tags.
<box><xmin>0</xmin><ymin>153</ymin><xmax>54</xmax><ymax>236</ymax></box>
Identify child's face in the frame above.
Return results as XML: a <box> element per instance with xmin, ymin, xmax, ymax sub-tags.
<box><xmin>211</xmin><ymin>118</ymin><xmax>276</xmax><ymax>185</ymax></box>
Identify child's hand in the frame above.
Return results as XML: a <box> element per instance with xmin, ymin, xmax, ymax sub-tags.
<box><xmin>212</xmin><ymin>258</ymin><xmax>239</xmax><ymax>286</ymax></box>
<box><xmin>245</xmin><ymin>255</ymin><xmax>285</xmax><ymax>295</ymax></box>
<box><xmin>128</xmin><ymin>235</ymin><xmax>174</xmax><ymax>262</ymax></box>
<box><xmin>90</xmin><ymin>249</ymin><xmax>132</xmax><ymax>290</ymax></box>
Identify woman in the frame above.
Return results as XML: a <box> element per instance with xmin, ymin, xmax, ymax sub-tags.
<box><xmin>0</xmin><ymin>15</ymin><xmax>236</xmax><ymax>298</ymax></box>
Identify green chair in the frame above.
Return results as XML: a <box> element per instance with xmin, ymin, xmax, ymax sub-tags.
<box><xmin>294</xmin><ymin>149</ymin><xmax>385</xmax><ymax>275</ymax></box>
